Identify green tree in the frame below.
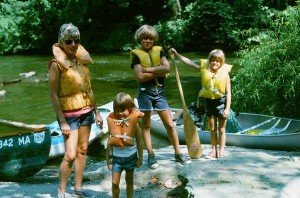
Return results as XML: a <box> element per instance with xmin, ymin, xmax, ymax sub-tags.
<box><xmin>0</xmin><ymin>0</ymin><xmax>52</xmax><ymax>54</ymax></box>
<box><xmin>232</xmin><ymin>4</ymin><xmax>300</xmax><ymax>117</ymax></box>
<box><xmin>0</xmin><ymin>0</ymin><xmax>297</xmax><ymax>54</ymax></box>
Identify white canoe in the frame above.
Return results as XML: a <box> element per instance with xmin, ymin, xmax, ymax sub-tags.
<box><xmin>48</xmin><ymin>102</ymin><xmax>113</xmax><ymax>159</ymax></box>
<box><xmin>150</xmin><ymin>108</ymin><xmax>300</xmax><ymax>151</ymax></box>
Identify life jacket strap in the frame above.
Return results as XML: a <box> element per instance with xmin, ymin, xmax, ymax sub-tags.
<box><xmin>113</xmin><ymin>133</ymin><xmax>135</xmax><ymax>141</ymax></box>
<box><xmin>201</xmin><ymin>87</ymin><xmax>222</xmax><ymax>95</ymax></box>
<box><xmin>114</xmin><ymin>117</ymin><xmax>131</xmax><ymax>126</ymax></box>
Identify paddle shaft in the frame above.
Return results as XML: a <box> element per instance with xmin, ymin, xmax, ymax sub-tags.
<box><xmin>171</xmin><ymin>55</ymin><xmax>202</xmax><ymax>158</ymax></box>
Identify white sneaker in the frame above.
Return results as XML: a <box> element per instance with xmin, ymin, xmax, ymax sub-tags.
<box><xmin>57</xmin><ymin>191</ymin><xmax>72</xmax><ymax>198</ymax></box>
<box><xmin>148</xmin><ymin>155</ymin><xmax>159</xmax><ymax>169</ymax></box>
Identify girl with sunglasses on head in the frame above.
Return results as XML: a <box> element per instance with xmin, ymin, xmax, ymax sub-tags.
<box><xmin>48</xmin><ymin>23</ymin><xmax>103</xmax><ymax>198</ymax></box>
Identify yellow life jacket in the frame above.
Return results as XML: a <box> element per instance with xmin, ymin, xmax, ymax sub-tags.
<box><xmin>48</xmin><ymin>44</ymin><xmax>95</xmax><ymax>111</ymax></box>
<box><xmin>107</xmin><ymin>110</ymin><xmax>144</xmax><ymax>147</ymax></box>
<box><xmin>130</xmin><ymin>46</ymin><xmax>162</xmax><ymax>68</ymax></box>
<box><xmin>130</xmin><ymin>46</ymin><xmax>168</xmax><ymax>86</ymax></box>
<box><xmin>198</xmin><ymin>59</ymin><xmax>232</xmax><ymax>99</ymax></box>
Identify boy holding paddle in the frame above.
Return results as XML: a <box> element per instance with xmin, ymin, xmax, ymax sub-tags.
<box><xmin>169</xmin><ymin>48</ymin><xmax>232</xmax><ymax>159</ymax></box>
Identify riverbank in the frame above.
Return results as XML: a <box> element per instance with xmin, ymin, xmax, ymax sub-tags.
<box><xmin>1</xmin><ymin>144</ymin><xmax>300</xmax><ymax>198</ymax></box>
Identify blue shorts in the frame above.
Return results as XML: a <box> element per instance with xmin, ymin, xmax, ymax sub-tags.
<box><xmin>137</xmin><ymin>85</ymin><xmax>169</xmax><ymax>111</ymax></box>
<box><xmin>59</xmin><ymin>110</ymin><xmax>95</xmax><ymax>131</ymax></box>
<box><xmin>112</xmin><ymin>152</ymin><xmax>138</xmax><ymax>173</ymax></box>
<box><xmin>205</xmin><ymin>95</ymin><xmax>226</xmax><ymax>118</ymax></box>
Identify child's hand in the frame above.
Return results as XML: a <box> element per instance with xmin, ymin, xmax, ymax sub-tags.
<box><xmin>106</xmin><ymin>160</ymin><xmax>112</xmax><ymax>171</ymax></box>
<box><xmin>95</xmin><ymin>113</ymin><xmax>103</xmax><ymax>130</ymax></box>
<box><xmin>168</xmin><ymin>48</ymin><xmax>177</xmax><ymax>56</ymax></box>
<box><xmin>136</xmin><ymin>158</ymin><xmax>143</xmax><ymax>168</ymax></box>
<box><xmin>223</xmin><ymin>109</ymin><xmax>230</xmax><ymax>119</ymax></box>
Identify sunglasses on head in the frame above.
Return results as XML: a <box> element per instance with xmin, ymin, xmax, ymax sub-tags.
<box><xmin>64</xmin><ymin>39</ymin><xmax>80</xmax><ymax>45</ymax></box>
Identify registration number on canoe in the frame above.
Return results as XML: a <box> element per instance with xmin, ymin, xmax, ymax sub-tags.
<box><xmin>0</xmin><ymin>132</ymin><xmax>45</xmax><ymax>149</ymax></box>
<box><xmin>0</xmin><ymin>138</ymin><xmax>14</xmax><ymax>148</ymax></box>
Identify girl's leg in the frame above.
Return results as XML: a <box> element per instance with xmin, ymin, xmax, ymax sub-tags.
<box><xmin>206</xmin><ymin>117</ymin><xmax>218</xmax><ymax>158</ymax></box>
<box><xmin>112</xmin><ymin>171</ymin><xmax>122</xmax><ymax>198</ymax></box>
<box><xmin>157</xmin><ymin>110</ymin><xmax>181</xmax><ymax>154</ymax></box>
<box><xmin>58</xmin><ymin>129</ymin><xmax>78</xmax><ymax>193</ymax></box>
<box><xmin>218</xmin><ymin>118</ymin><xmax>227</xmax><ymax>157</ymax></box>
<box><xmin>74</xmin><ymin>125</ymin><xmax>91</xmax><ymax>191</ymax></box>
<box><xmin>125</xmin><ymin>170</ymin><xmax>134</xmax><ymax>198</ymax></box>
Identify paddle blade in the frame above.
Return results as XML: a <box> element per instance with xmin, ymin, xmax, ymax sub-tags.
<box><xmin>171</xmin><ymin>55</ymin><xmax>202</xmax><ymax>158</ymax></box>
<box><xmin>183</xmin><ymin>109</ymin><xmax>202</xmax><ymax>159</ymax></box>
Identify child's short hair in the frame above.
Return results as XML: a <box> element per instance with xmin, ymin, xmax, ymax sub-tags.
<box><xmin>134</xmin><ymin>24</ymin><xmax>158</xmax><ymax>43</ymax></box>
<box><xmin>58</xmin><ymin>23</ymin><xmax>80</xmax><ymax>45</ymax></box>
<box><xmin>113</xmin><ymin>92</ymin><xmax>136</xmax><ymax>113</ymax></box>
<box><xmin>208</xmin><ymin>49</ymin><xmax>225</xmax><ymax>66</ymax></box>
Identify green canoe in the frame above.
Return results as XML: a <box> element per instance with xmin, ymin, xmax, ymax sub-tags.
<box><xmin>0</xmin><ymin>127</ymin><xmax>51</xmax><ymax>181</ymax></box>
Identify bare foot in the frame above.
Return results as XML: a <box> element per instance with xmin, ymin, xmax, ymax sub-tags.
<box><xmin>205</xmin><ymin>151</ymin><xmax>217</xmax><ymax>159</ymax></box>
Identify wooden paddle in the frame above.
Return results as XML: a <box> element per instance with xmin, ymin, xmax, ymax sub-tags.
<box><xmin>170</xmin><ymin>54</ymin><xmax>202</xmax><ymax>159</ymax></box>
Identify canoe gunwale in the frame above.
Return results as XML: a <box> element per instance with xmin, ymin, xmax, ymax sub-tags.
<box><xmin>0</xmin><ymin>127</ymin><xmax>49</xmax><ymax>138</ymax></box>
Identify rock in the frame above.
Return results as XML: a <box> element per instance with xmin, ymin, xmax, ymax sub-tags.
<box><xmin>0</xmin><ymin>90</ymin><xmax>6</xmax><ymax>96</ymax></box>
<box><xmin>19</xmin><ymin>71</ymin><xmax>36</xmax><ymax>78</ymax></box>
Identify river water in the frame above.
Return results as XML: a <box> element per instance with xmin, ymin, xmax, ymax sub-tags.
<box><xmin>0</xmin><ymin>52</ymin><xmax>239</xmax><ymax>163</ymax></box>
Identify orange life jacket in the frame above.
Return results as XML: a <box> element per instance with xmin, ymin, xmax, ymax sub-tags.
<box><xmin>107</xmin><ymin>109</ymin><xmax>144</xmax><ymax>147</ymax></box>
<box><xmin>48</xmin><ymin>44</ymin><xmax>95</xmax><ymax>111</ymax></box>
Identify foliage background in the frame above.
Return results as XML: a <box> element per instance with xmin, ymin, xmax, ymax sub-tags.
<box><xmin>232</xmin><ymin>4</ymin><xmax>300</xmax><ymax>117</ymax></box>
<box><xmin>0</xmin><ymin>0</ymin><xmax>295</xmax><ymax>54</ymax></box>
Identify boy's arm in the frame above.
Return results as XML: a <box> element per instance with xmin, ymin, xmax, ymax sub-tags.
<box><xmin>168</xmin><ymin>48</ymin><xmax>200</xmax><ymax>70</ymax></box>
<box><xmin>142</xmin><ymin>56</ymin><xmax>170</xmax><ymax>75</ymax></box>
<box><xmin>133</xmin><ymin>64</ymin><xmax>159</xmax><ymax>82</ymax></box>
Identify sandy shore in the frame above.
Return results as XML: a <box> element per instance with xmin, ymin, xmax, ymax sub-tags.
<box><xmin>1</xmin><ymin>144</ymin><xmax>300</xmax><ymax>198</ymax></box>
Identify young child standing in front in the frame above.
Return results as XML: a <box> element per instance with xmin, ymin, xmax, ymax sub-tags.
<box><xmin>106</xmin><ymin>92</ymin><xmax>144</xmax><ymax>198</ymax></box>
<box><xmin>169</xmin><ymin>48</ymin><xmax>232</xmax><ymax>159</ymax></box>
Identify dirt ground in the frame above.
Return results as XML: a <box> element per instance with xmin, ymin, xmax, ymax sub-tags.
<box><xmin>1</xmin><ymin>144</ymin><xmax>300</xmax><ymax>198</ymax></box>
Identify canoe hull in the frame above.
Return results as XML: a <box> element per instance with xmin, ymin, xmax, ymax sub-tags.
<box><xmin>0</xmin><ymin>128</ymin><xmax>51</xmax><ymax>181</ymax></box>
<box><xmin>151</xmin><ymin>110</ymin><xmax>300</xmax><ymax>151</ymax></box>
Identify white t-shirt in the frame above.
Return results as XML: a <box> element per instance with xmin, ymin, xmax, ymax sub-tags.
<box><xmin>112</xmin><ymin>144</ymin><xmax>137</xmax><ymax>157</ymax></box>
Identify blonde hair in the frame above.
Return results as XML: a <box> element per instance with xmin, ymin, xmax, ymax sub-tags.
<box><xmin>208</xmin><ymin>49</ymin><xmax>225</xmax><ymax>66</ymax></box>
<box><xmin>134</xmin><ymin>24</ymin><xmax>158</xmax><ymax>43</ymax></box>
<box><xmin>58</xmin><ymin>23</ymin><xmax>80</xmax><ymax>45</ymax></box>
<box><xmin>113</xmin><ymin>92</ymin><xmax>136</xmax><ymax>113</ymax></box>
